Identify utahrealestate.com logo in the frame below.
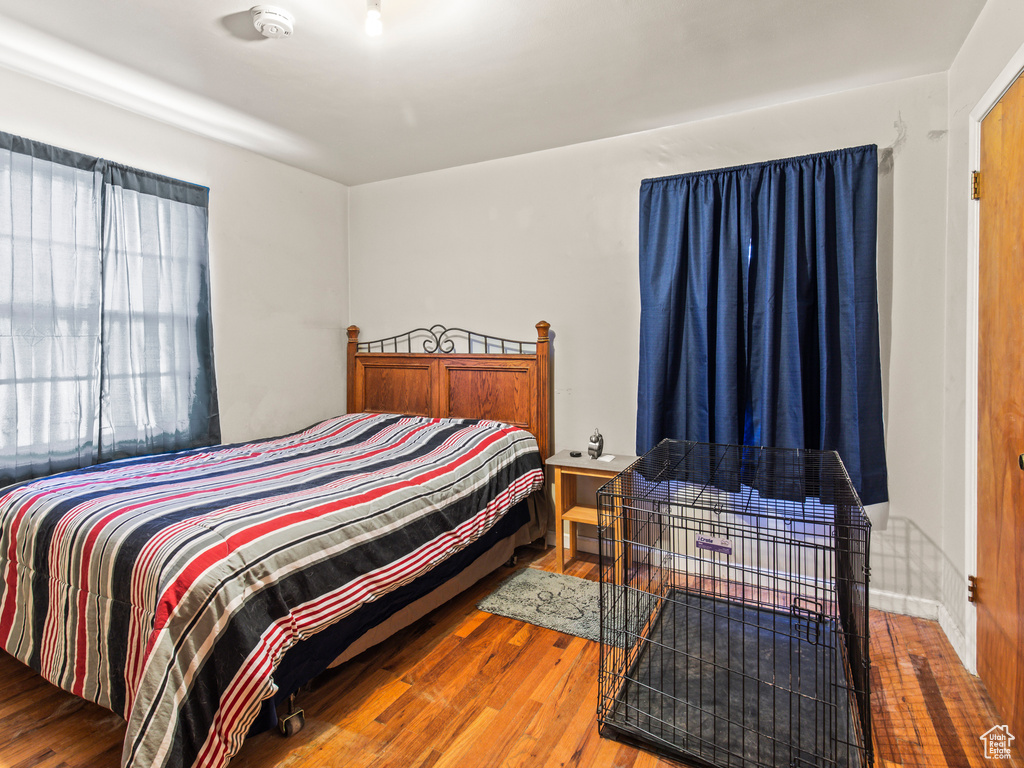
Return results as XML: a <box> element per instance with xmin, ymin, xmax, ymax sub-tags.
<box><xmin>980</xmin><ymin>725</ymin><xmax>1015</xmax><ymax>760</ymax></box>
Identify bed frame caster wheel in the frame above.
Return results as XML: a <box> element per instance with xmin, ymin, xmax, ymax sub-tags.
<box><xmin>505</xmin><ymin>553</ymin><xmax>518</xmax><ymax>567</ymax></box>
<box><xmin>278</xmin><ymin>693</ymin><xmax>305</xmax><ymax>737</ymax></box>
<box><xmin>279</xmin><ymin>709</ymin><xmax>305</xmax><ymax>737</ymax></box>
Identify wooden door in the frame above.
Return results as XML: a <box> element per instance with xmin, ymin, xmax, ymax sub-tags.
<box><xmin>978</xmin><ymin>71</ymin><xmax>1024</xmax><ymax>743</ymax></box>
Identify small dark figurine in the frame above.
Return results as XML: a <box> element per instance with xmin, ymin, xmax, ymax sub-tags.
<box><xmin>588</xmin><ymin>428</ymin><xmax>604</xmax><ymax>459</ymax></box>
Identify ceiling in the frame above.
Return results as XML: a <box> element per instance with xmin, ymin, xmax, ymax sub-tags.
<box><xmin>0</xmin><ymin>0</ymin><xmax>987</xmax><ymax>185</ymax></box>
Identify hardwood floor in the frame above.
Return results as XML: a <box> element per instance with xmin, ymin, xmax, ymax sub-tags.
<box><xmin>0</xmin><ymin>547</ymin><xmax>1018</xmax><ymax>768</ymax></box>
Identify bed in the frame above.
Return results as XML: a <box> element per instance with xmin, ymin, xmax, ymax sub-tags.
<box><xmin>0</xmin><ymin>321</ymin><xmax>552</xmax><ymax>768</ymax></box>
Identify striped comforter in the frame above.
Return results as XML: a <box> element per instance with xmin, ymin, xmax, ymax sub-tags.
<box><xmin>0</xmin><ymin>413</ymin><xmax>543</xmax><ymax>768</ymax></box>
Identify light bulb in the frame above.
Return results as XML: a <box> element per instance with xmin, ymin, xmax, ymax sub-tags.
<box><xmin>365</xmin><ymin>8</ymin><xmax>382</xmax><ymax>36</ymax></box>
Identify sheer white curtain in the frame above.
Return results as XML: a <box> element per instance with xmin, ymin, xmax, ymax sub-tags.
<box><xmin>100</xmin><ymin>165</ymin><xmax>218</xmax><ymax>460</ymax></box>
<box><xmin>0</xmin><ymin>137</ymin><xmax>104</xmax><ymax>483</ymax></box>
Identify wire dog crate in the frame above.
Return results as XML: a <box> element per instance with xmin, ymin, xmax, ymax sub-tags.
<box><xmin>597</xmin><ymin>440</ymin><xmax>871</xmax><ymax>768</ymax></box>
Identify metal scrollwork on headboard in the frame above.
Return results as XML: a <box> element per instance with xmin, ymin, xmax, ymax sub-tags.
<box><xmin>354</xmin><ymin>324</ymin><xmax>537</xmax><ymax>355</ymax></box>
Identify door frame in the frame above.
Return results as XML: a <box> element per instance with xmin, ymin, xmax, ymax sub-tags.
<box><xmin>965</xmin><ymin>42</ymin><xmax>1024</xmax><ymax>676</ymax></box>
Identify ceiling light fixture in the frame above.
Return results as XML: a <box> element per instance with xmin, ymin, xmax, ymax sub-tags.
<box><xmin>251</xmin><ymin>5</ymin><xmax>294</xmax><ymax>39</ymax></box>
<box><xmin>365</xmin><ymin>0</ymin><xmax>382</xmax><ymax>37</ymax></box>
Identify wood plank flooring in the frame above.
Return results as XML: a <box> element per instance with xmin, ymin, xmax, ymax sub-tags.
<box><xmin>0</xmin><ymin>547</ymin><xmax>1017</xmax><ymax>768</ymax></box>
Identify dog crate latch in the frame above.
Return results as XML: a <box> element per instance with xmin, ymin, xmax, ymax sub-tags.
<box><xmin>968</xmin><ymin>575</ymin><xmax>978</xmax><ymax>603</ymax></box>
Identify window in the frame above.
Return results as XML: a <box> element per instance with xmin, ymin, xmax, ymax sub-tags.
<box><xmin>0</xmin><ymin>132</ymin><xmax>219</xmax><ymax>485</ymax></box>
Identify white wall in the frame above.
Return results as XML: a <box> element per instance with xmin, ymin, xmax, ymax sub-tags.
<box><xmin>942</xmin><ymin>0</ymin><xmax>1024</xmax><ymax>669</ymax></box>
<box><xmin>0</xmin><ymin>66</ymin><xmax>350</xmax><ymax>443</ymax></box>
<box><xmin>350</xmin><ymin>73</ymin><xmax>949</xmax><ymax>562</ymax></box>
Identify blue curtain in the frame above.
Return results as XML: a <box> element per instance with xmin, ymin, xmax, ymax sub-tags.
<box><xmin>0</xmin><ymin>131</ymin><xmax>219</xmax><ymax>485</ymax></box>
<box><xmin>637</xmin><ymin>145</ymin><xmax>888</xmax><ymax>506</ymax></box>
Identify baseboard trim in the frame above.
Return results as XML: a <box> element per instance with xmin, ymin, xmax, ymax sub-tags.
<box><xmin>938</xmin><ymin>601</ymin><xmax>969</xmax><ymax>668</ymax></box>
<box><xmin>869</xmin><ymin>589</ymin><xmax>940</xmax><ymax>620</ymax></box>
<box><xmin>548</xmin><ymin>530</ymin><xmax>600</xmax><ymax>555</ymax></box>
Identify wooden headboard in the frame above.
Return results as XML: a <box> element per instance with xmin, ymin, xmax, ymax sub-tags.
<box><xmin>346</xmin><ymin>322</ymin><xmax>551</xmax><ymax>459</ymax></box>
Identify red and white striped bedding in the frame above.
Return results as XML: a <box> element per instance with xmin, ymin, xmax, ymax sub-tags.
<box><xmin>0</xmin><ymin>413</ymin><xmax>543</xmax><ymax>768</ymax></box>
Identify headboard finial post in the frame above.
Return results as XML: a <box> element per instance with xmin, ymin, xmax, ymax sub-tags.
<box><xmin>346</xmin><ymin>326</ymin><xmax>360</xmax><ymax>414</ymax></box>
<box><xmin>536</xmin><ymin>321</ymin><xmax>551</xmax><ymax>458</ymax></box>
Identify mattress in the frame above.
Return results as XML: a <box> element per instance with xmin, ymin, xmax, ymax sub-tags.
<box><xmin>0</xmin><ymin>413</ymin><xmax>543</xmax><ymax>768</ymax></box>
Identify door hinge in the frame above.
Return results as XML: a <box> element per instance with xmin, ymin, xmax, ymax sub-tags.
<box><xmin>968</xmin><ymin>575</ymin><xmax>979</xmax><ymax>603</ymax></box>
<box><xmin>971</xmin><ymin>170</ymin><xmax>981</xmax><ymax>200</ymax></box>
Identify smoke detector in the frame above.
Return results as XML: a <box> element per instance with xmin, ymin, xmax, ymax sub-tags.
<box><xmin>251</xmin><ymin>5</ymin><xmax>294</xmax><ymax>38</ymax></box>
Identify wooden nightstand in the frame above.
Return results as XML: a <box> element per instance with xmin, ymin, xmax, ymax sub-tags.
<box><xmin>545</xmin><ymin>450</ymin><xmax>638</xmax><ymax>578</ymax></box>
